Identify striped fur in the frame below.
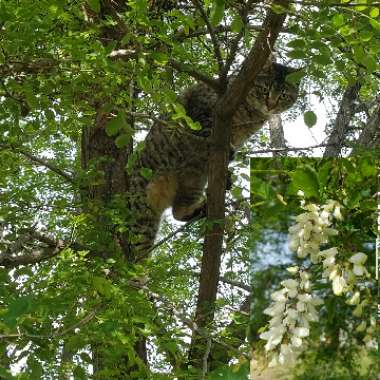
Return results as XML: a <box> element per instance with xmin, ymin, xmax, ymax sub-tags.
<box><xmin>129</xmin><ymin>62</ymin><xmax>299</xmax><ymax>260</ymax></box>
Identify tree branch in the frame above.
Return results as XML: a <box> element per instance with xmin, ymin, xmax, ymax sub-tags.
<box><xmin>221</xmin><ymin>0</ymin><xmax>255</xmax><ymax>79</ymax></box>
<box><xmin>169</xmin><ymin>59</ymin><xmax>219</xmax><ymax>90</ymax></box>
<box><xmin>174</xmin><ymin>23</ymin><xmax>292</xmax><ymax>41</ymax></box>
<box><xmin>268</xmin><ymin>114</ymin><xmax>287</xmax><ymax>156</ymax></box>
<box><xmin>354</xmin><ymin>102</ymin><xmax>380</xmax><ymax>152</ymax></box>
<box><xmin>0</xmin><ymin>308</ymin><xmax>98</xmax><ymax>340</ymax></box>
<box><xmin>16</xmin><ymin>148</ymin><xmax>75</xmax><ymax>183</ymax></box>
<box><xmin>191</xmin><ymin>0</ymin><xmax>224</xmax><ymax>72</ymax></box>
<box><xmin>188</xmin><ymin>0</ymin><xmax>290</xmax><ymax>371</ymax></box>
<box><xmin>0</xmin><ymin>229</ymin><xmax>86</xmax><ymax>268</ymax></box>
<box><xmin>0</xmin><ymin>58</ymin><xmax>57</xmax><ymax>76</ymax></box>
<box><xmin>324</xmin><ymin>81</ymin><xmax>361</xmax><ymax>157</ymax></box>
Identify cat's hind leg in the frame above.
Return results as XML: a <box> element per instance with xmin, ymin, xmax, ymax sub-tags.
<box><xmin>172</xmin><ymin>170</ymin><xmax>207</xmax><ymax>222</ymax></box>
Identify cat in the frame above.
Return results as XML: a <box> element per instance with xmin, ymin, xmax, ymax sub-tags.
<box><xmin>128</xmin><ymin>62</ymin><xmax>300</xmax><ymax>261</ymax></box>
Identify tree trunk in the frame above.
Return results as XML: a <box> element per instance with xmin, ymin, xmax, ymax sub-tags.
<box><xmin>324</xmin><ymin>82</ymin><xmax>361</xmax><ymax>157</ymax></box>
<box><xmin>268</xmin><ymin>114</ymin><xmax>287</xmax><ymax>156</ymax></box>
<box><xmin>354</xmin><ymin>103</ymin><xmax>380</xmax><ymax>151</ymax></box>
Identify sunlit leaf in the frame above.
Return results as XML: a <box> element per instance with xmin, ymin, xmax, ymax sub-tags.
<box><xmin>303</xmin><ymin>110</ymin><xmax>317</xmax><ymax>127</ymax></box>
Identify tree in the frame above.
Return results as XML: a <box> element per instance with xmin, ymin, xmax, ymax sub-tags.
<box><xmin>0</xmin><ymin>0</ymin><xmax>379</xmax><ymax>379</ymax></box>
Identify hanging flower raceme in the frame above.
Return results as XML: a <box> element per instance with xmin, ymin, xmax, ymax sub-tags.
<box><xmin>261</xmin><ymin>195</ymin><xmax>371</xmax><ymax>368</ymax></box>
<box><xmin>259</xmin><ymin>268</ymin><xmax>323</xmax><ymax>367</ymax></box>
<box><xmin>288</xmin><ymin>199</ymin><xmax>339</xmax><ymax>263</ymax></box>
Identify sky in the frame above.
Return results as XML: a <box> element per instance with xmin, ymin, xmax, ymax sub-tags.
<box><xmin>283</xmin><ymin>94</ymin><xmax>329</xmax><ymax>157</ymax></box>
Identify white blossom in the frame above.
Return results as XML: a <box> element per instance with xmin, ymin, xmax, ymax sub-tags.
<box><xmin>346</xmin><ymin>291</ymin><xmax>360</xmax><ymax>305</ymax></box>
<box><xmin>349</xmin><ymin>252</ymin><xmax>368</xmax><ymax>277</ymax></box>
<box><xmin>332</xmin><ymin>275</ymin><xmax>346</xmax><ymax>296</ymax></box>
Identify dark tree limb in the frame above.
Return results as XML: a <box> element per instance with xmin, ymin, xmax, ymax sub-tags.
<box><xmin>174</xmin><ymin>23</ymin><xmax>292</xmax><ymax>41</ymax></box>
<box><xmin>323</xmin><ymin>81</ymin><xmax>362</xmax><ymax>157</ymax></box>
<box><xmin>0</xmin><ymin>58</ymin><xmax>57</xmax><ymax>76</ymax></box>
<box><xmin>0</xmin><ymin>229</ymin><xmax>85</xmax><ymax>268</ymax></box>
<box><xmin>17</xmin><ymin>149</ymin><xmax>75</xmax><ymax>183</ymax></box>
<box><xmin>188</xmin><ymin>0</ymin><xmax>290</xmax><ymax>372</ymax></box>
<box><xmin>268</xmin><ymin>114</ymin><xmax>287</xmax><ymax>156</ymax></box>
<box><xmin>354</xmin><ymin>102</ymin><xmax>380</xmax><ymax>151</ymax></box>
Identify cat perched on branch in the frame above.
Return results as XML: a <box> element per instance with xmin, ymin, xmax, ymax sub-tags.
<box><xmin>128</xmin><ymin>61</ymin><xmax>300</xmax><ymax>260</ymax></box>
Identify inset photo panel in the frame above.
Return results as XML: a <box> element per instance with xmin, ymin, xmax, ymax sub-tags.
<box><xmin>249</xmin><ymin>156</ymin><xmax>378</xmax><ymax>380</ymax></box>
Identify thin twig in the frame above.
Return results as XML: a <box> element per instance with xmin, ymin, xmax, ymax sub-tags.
<box><xmin>147</xmin><ymin>213</ymin><xmax>204</xmax><ymax>255</ymax></box>
<box><xmin>0</xmin><ymin>308</ymin><xmax>98</xmax><ymax>340</ymax></box>
<box><xmin>289</xmin><ymin>0</ymin><xmax>380</xmax><ymax>7</ymax></box>
<box><xmin>175</xmin><ymin>23</ymin><xmax>292</xmax><ymax>41</ymax></box>
<box><xmin>222</xmin><ymin>0</ymin><xmax>255</xmax><ymax>79</ymax></box>
<box><xmin>248</xmin><ymin>142</ymin><xmax>342</xmax><ymax>155</ymax></box>
<box><xmin>191</xmin><ymin>0</ymin><xmax>224</xmax><ymax>72</ymax></box>
<box><xmin>169</xmin><ymin>59</ymin><xmax>219</xmax><ymax>90</ymax></box>
<box><xmin>12</xmin><ymin>147</ymin><xmax>74</xmax><ymax>183</ymax></box>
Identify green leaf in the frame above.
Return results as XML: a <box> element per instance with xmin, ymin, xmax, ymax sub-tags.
<box><xmin>151</xmin><ymin>52</ymin><xmax>168</xmax><ymax>65</ymax></box>
<box><xmin>287</xmin><ymin>50</ymin><xmax>307</xmax><ymax>59</ymax></box>
<box><xmin>359</xmin><ymin>29</ymin><xmax>373</xmax><ymax>41</ymax></box>
<box><xmin>208</xmin><ymin>362</ymin><xmax>249</xmax><ymax>379</ymax></box>
<box><xmin>369</xmin><ymin>18</ymin><xmax>380</xmax><ymax>30</ymax></box>
<box><xmin>286</xmin><ymin>69</ymin><xmax>305</xmax><ymax>84</ymax></box>
<box><xmin>271</xmin><ymin>4</ymin><xmax>288</xmax><ymax>14</ymax></box>
<box><xmin>364</xmin><ymin>55</ymin><xmax>377</xmax><ymax>72</ymax></box>
<box><xmin>115</xmin><ymin>133</ymin><xmax>132</xmax><ymax>148</ymax></box>
<box><xmin>313</xmin><ymin>54</ymin><xmax>332</xmax><ymax>65</ymax></box>
<box><xmin>251</xmin><ymin>177</ymin><xmax>274</xmax><ymax>200</ymax></box>
<box><xmin>210</xmin><ymin>0</ymin><xmax>225</xmax><ymax>27</ymax></box>
<box><xmin>92</xmin><ymin>276</ymin><xmax>112</xmax><ymax>298</ymax></box>
<box><xmin>140</xmin><ymin>167</ymin><xmax>153</xmax><ymax>180</ymax></box>
<box><xmin>105</xmin><ymin>113</ymin><xmax>126</xmax><ymax>137</ymax></box>
<box><xmin>360</xmin><ymin>158</ymin><xmax>377</xmax><ymax>177</ymax></box>
<box><xmin>370</xmin><ymin>7</ymin><xmax>379</xmax><ymax>18</ymax></box>
<box><xmin>290</xmin><ymin>165</ymin><xmax>320</xmax><ymax>199</ymax></box>
<box><xmin>339</xmin><ymin>25</ymin><xmax>356</xmax><ymax>36</ymax></box>
<box><xmin>231</xmin><ymin>14</ymin><xmax>243</xmax><ymax>33</ymax></box>
<box><xmin>73</xmin><ymin>366</ymin><xmax>87</xmax><ymax>380</ymax></box>
<box><xmin>287</xmin><ymin>39</ymin><xmax>306</xmax><ymax>49</ymax></box>
<box><xmin>332</xmin><ymin>13</ymin><xmax>345</xmax><ymax>28</ymax></box>
<box><xmin>303</xmin><ymin>111</ymin><xmax>317</xmax><ymax>127</ymax></box>
<box><xmin>87</xmin><ymin>0</ymin><xmax>100</xmax><ymax>13</ymax></box>
<box><xmin>2</xmin><ymin>296</ymin><xmax>31</xmax><ymax>328</ymax></box>
<box><xmin>353</xmin><ymin>46</ymin><xmax>365</xmax><ymax>63</ymax></box>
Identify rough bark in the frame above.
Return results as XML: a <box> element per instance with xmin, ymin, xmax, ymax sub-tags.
<box><xmin>268</xmin><ymin>114</ymin><xmax>287</xmax><ymax>156</ymax></box>
<box><xmin>354</xmin><ymin>102</ymin><xmax>380</xmax><ymax>151</ymax></box>
<box><xmin>323</xmin><ymin>82</ymin><xmax>361</xmax><ymax>157</ymax></box>
<box><xmin>188</xmin><ymin>0</ymin><xmax>290</xmax><ymax>372</ymax></box>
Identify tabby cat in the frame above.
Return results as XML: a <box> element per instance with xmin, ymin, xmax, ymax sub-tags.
<box><xmin>128</xmin><ymin>62</ymin><xmax>299</xmax><ymax>260</ymax></box>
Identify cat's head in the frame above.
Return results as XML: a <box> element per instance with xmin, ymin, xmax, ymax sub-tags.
<box><xmin>246</xmin><ymin>62</ymin><xmax>301</xmax><ymax>116</ymax></box>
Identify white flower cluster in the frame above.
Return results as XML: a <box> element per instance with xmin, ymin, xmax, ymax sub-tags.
<box><xmin>321</xmin><ymin>248</ymin><xmax>369</xmax><ymax>296</ymax></box>
<box><xmin>259</xmin><ymin>268</ymin><xmax>323</xmax><ymax>367</ymax></box>
<box><xmin>261</xmin><ymin>196</ymin><xmax>372</xmax><ymax>368</ymax></box>
<box><xmin>288</xmin><ymin>198</ymin><xmax>369</xmax><ymax>297</ymax></box>
<box><xmin>288</xmin><ymin>200</ymin><xmax>340</xmax><ymax>263</ymax></box>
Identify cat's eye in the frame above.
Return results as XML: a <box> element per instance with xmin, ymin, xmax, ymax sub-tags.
<box><xmin>280</xmin><ymin>93</ymin><xmax>290</xmax><ymax>100</ymax></box>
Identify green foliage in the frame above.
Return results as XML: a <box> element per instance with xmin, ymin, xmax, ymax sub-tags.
<box><xmin>0</xmin><ymin>0</ymin><xmax>378</xmax><ymax>378</ymax></box>
<box><xmin>208</xmin><ymin>361</ymin><xmax>249</xmax><ymax>379</ymax></box>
